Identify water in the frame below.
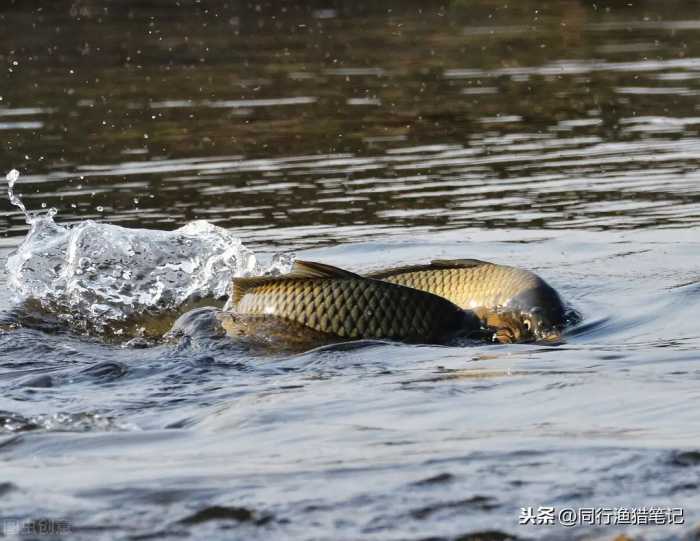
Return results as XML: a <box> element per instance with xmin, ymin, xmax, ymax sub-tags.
<box><xmin>1</xmin><ymin>1</ymin><xmax>700</xmax><ymax>539</ymax></box>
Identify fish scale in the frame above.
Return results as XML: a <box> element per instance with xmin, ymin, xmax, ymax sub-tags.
<box><xmin>367</xmin><ymin>259</ymin><xmax>567</xmax><ymax>340</ymax></box>
<box><xmin>233</xmin><ymin>269</ymin><xmax>477</xmax><ymax>343</ymax></box>
<box><xmin>370</xmin><ymin>262</ymin><xmax>548</xmax><ymax>312</ymax></box>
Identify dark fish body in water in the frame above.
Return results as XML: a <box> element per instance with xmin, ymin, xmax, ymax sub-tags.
<box><xmin>367</xmin><ymin>259</ymin><xmax>567</xmax><ymax>340</ymax></box>
<box><xmin>224</xmin><ymin>261</ymin><xmax>481</xmax><ymax>345</ymax></box>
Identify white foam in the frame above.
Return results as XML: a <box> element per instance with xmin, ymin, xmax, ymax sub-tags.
<box><xmin>5</xmin><ymin>169</ymin><xmax>295</xmax><ymax>330</ymax></box>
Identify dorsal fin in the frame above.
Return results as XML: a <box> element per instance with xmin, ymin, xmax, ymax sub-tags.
<box><xmin>367</xmin><ymin>258</ymin><xmax>492</xmax><ymax>279</ymax></box>
<box><xmin>290</xmin><ymin>260</ymin><xmax>362</xmax><ymax>279</ymax></box>
<box><xmin>229</xmin><ymin>261</ymin><xmax>361</xmax><ymax>307</ymax></box>
<box><xmin>229</xmin><ymin>275</ymin><xmax>279</xmax><ymax>306</ymax></box>
<box><xmin>430</xmin><ymin>258</ymin><xmax>491</xmax><ymax>268</ymax></box>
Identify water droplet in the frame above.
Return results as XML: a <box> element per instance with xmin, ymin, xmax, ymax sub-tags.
<box><xmin>6</xmin><ymin>169</ymin><xmax>19</xmax><ymax>185</ymax></box>
<box><xmin>6</xmin><ymin>169</ymin><xmax>30</xmax><ymax>222</ymax></box>
<box><xmin>266</xmin><ymin>252</ymin><xmax>296</xmax><ymax>276</ymax></box>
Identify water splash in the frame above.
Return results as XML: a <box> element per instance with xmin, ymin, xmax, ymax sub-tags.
<box><xmin>0</xmin><ymin>410</ymin><xmax>136</xmax><ymax>433</ymax></box>
<box><xmin>266</xmin><ymin>252</ymin><xmax>296</xmax><ymax>276</ymax></box>
<box><xmin>6</xmin><ymin>168</ymin><xmax>25</xmax><ymax>216</ymax></box>
<box><xmin>4</xmin><ymin>170</ymin><xmax>295</xmax><ymax>333</ymax></box>
<box><xmin>7</xmin><ymin>168</ymin><xmax>57</xmax><ymax>222</ymax></box>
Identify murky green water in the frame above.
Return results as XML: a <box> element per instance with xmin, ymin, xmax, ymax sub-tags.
<box><xmin>1</xmin><ymin>2</ymin><xmax>700</xmax><ymax>540</ymax></box>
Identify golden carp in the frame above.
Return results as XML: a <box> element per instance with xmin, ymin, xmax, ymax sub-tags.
<box><xmin>221</xmin><ymin>260</ymin><xmax>482</xmax><ymax>346</ymax></box>
<box><xmin>367</xmin><ymin>259</ymin><xmax>567</xmax><ymax>341</ymax></box>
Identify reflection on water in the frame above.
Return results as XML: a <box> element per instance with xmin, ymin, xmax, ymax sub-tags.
<box><xmin>1</xmin><ymin>1</ymin><xmax>700</xmax><ymax>540</ymax></box>
<box><xmin>2</xmin><ymin>0</ymin><xmax>700</xmax><ymax>246</ymax></box>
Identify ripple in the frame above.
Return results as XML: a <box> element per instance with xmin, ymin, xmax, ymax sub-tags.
<box><xmin>0</xmin><ymin>121</ymin><xmax>43</xmax><ymax>130</ymax></box>
<box><xmin>149</xmin><ymin>97</ymin><xmax>317</xmax><ymax>109</ymax></box>
<box><xmin>3</xmin><ymin>4</ymin><xmax>700</xmax><ymax>540</ymax></box>
<box><xmin>0</xmin><ymin>411</ymin><xmax>136</xmax><ymax>434</ymax></box>
<box><xmin>0</xmin><ymin>107</ymin><xmax>54</xmax><ymax>117</ymax></box>
<box><xmin>444</xmin><ymin>57</ymin><xmax>700</xmax><ymax>78</ymax></box>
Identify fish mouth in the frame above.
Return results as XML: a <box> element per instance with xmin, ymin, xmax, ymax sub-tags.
<box><xmin>479</xmin><ymin>308</ymin><xmax>564</xmax><ymax>344</ymax></box>
<box><xmin>481</xmin><ymin>310</ymin><xmax>532</xmax><ymax>344</ymax></box>
<box><xmin>492</xmin><ymin>324</ymin><xmax>562</xmax><ymax>344</ymax></box>
<box><xmin>535</xmin><ymin>328</ymin><xmax>564</xmax><ymax>343</ymax></box>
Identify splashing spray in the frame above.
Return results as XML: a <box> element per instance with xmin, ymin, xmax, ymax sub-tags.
<box><xmin>4</xmin><ymin>168</ymin><xmax>294</xmax><ymax>335</ymax></box>
<box><xmin>6</xmin><ymin>169</ymin><xmax>26</xmax><ymax>218</ymax></box>
<box><xmin>6</xmin><ymin>169</ymin><xmax>57</xmax><ymax>223</ymax></box>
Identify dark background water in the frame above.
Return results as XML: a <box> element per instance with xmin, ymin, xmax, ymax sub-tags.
<box><xmin>1</xmin><ymin>1</ymin><xmax>700</xmax><ymax>540</ymax></box>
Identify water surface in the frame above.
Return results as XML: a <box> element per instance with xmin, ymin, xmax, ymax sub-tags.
<box><xmin>1</xmin><ymin>1</ymin><xmax>700</xmax><ymax>539</ymax></box>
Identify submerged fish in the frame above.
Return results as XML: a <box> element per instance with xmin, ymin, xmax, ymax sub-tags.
<box><xmin>367</xmin><ymin>259</ymin><xmax>567</xmax><ymax>341</ymax></box>
<box><xmin>221</xmin><ymin>260</ymin><xmax>482</xmax><ymax>346</ymax></box>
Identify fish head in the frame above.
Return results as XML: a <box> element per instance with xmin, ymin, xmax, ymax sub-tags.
<box><xmin>507</xmin><ymin>283</ymin><xmax>566</xmax><ymax>340</ymax></box>
<box><xmin>489</xmin><ymin>309</ymin><xmax>562</xmax><ymax>343</ymax></box>
<box><xmin>520</xmin><ymin>307</ymin><xmax>563</xmax><ymax>342</ymax></box>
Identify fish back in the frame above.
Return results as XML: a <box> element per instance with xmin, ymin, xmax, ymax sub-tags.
<box><xmin>369</xmin><ymin>259</ymin><xmax>566</xmax><ymax>329</ymax></box>
<box><xmin>372</xmin><ymin>264</ymin><xmax>538</xmax><ymax>308</ymax></box>
<box><xmin>234</xmin><ymin>276</ymin><xmax>474</xmax><ymax>342</ymax></box>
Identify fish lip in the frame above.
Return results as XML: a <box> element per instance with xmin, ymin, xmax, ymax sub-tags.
<box><xmin>484</xmin><ymin>307</ymin><xmax>567</xmax><ymax>344</ymax></box>
<box><xmin>536</xmin><ymin>329</ymin><xmax>564</xmax><ymax>343</ymax></box>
